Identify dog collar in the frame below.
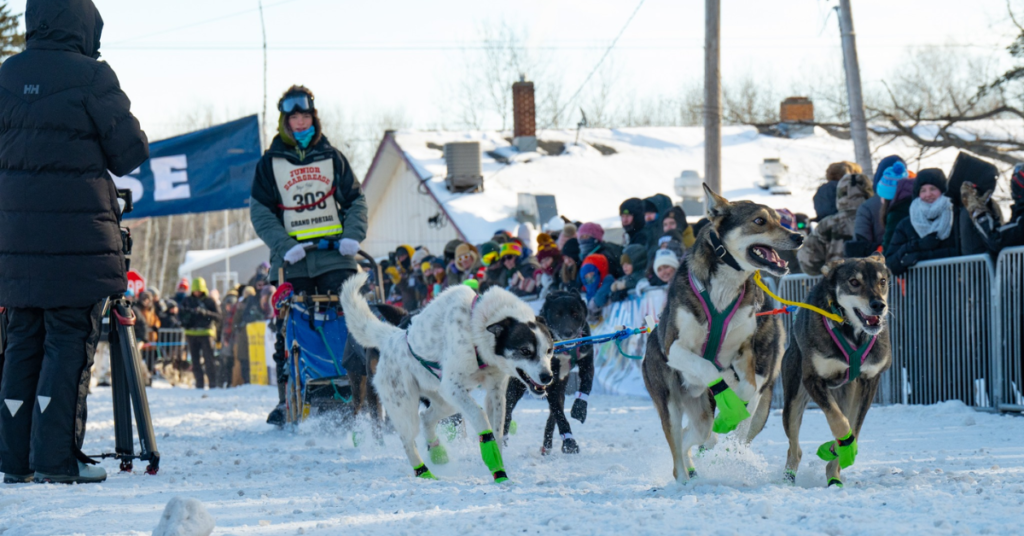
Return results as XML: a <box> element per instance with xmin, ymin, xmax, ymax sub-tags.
<box><xmin>708</xmin><ymin>229</ymin><xmax>743</xmax><ymax>272</ymax></box>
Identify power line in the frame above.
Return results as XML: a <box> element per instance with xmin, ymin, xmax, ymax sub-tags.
<box><xmin>542</xmin><ymin>0</ymin><xmax>646</xmax><ymax>130</ymax></box>
<box><xmin>103</xmin><ymin>42</ymin><xmax>1005</xmax><ymax>52</ymax></box>
<box><xmin>106</xmin><ymin>0</ymin><xmax>302</xmax><ymax>46</ymax></box>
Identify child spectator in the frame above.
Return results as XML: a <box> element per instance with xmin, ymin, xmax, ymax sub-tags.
<box><xmin>610</xmin><ymin>244</ymin><xmax>649</xmax><ymax>302</ymax></box>
<box><xmin>580</xmin><ymin>254</ymin><xmax>614</xmax><ymax>313</ymax></box>
<box><xmin>653</xmin><ymin>248</ymin><xmax>680</xmax><ymax>283</ymax></box>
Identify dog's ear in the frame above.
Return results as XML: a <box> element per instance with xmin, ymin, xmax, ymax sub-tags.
<box><xmin>703</xmin><ymin>183</ymin><xmax>730</xmax><ymax>220</ymax></box>
<box><xmin>821</xmin><ymin>258</ymin><xmax>845</xmax><ymax>277</ymax></box>
<box><xmin>869</xmin><ymin>251</ymin><xmax>886</xmax><ymax>263</ymax></box>
<box><xmin>534</xmin><ymin>315</ymin><xmax>548</xmax><ymax>326</ymax></box>
<box><xmin>487</xmin><ymin>317</ymin><xmax>515</xmax><ymax>339</ymax></box>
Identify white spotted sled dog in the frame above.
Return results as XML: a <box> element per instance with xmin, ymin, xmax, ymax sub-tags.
<box><xmin>340</xmin><ymin>271</ymin><xmax>554</xmax><ymax>482</ymax></box>
<box><xmin>779</xmin><ymin>255</ymin><xmax>891</xmax><ymax>488</ymax></box>
<box><xmin>642</xmin><ymin>184</ymin><xmax>803</xmax><ymax>484</ymax></box>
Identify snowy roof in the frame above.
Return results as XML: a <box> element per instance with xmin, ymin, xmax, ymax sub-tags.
<box><xmin>386</xmin><ymin>123</ymin><xmax>1018</xmax><ymax>246</ymax></box>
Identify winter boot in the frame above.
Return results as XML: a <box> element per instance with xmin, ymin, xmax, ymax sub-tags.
<box><xmin>266</xmin><ymin>382</ymin><xmax>287</xmax><ymax>426</ymax></box>
<box><xmin>3</xmin><ymin>473</ymin><xmax>33</xmax><ymax>484</ymax></box>
<box><xmin>35</xmin><ymin>462</ymin><xmax>107</xmax><ymax>484</ymax></box>
<box><xmin>561</xmin><ymin>434</ymin><xmax>579</xmax><ymax>454</ymax></box>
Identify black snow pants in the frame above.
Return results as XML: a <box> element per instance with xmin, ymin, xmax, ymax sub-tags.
<box><xmin>187</xmin><ymin>335</ymin><xmax>217</xmax><ymax>389</ymax></box>
<box><xmin>0</xmin><ymin>303</ymin><xmax>103</xmax><ymax>477</ymax></box>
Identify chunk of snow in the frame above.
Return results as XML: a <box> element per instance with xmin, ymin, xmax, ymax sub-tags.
<box><xmin>152</xmin><ymin>497</ymin><xmax>215</xmax><ymax>536</ymax></box>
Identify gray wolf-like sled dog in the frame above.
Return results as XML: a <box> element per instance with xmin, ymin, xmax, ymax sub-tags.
<box><xmin>779</xmin><ymin>254</ymin><xmax>891</xmax><ymax>487</ymax></box>
<box><xmin>643</xmin><ymin>185</ymin><xmax>802</xmax><ymax>483</ymax></box>
<box><xmin>341</xmin><ymin>271</ymin><xmax>553</xmax><ymax>482</ymax></box>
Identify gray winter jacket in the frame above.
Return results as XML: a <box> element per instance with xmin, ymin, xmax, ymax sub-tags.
<box><xmin>854</xmin><ymin>195</ymin><xmax>884</xmax><ymax>248</ymax></box>
<box><xmin>250</xmin><ymin>136</ymin><xmax>368</xmax><ymax>281</ymax></box>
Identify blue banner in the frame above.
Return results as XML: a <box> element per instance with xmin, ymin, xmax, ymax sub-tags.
<box><xmin>113</xmin><ymin>115</ymin><xmax>261</xmax><ymax>219</ymax></box>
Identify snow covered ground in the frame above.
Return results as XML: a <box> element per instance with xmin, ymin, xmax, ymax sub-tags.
<box><xmin>2</xmin><ymin>384</ymin><xmax>1023</xmax><ymax>535</ymax></box>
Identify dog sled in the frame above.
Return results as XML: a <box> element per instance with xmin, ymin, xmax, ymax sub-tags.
<box><xmin>278</xmin><ymin>251</ymin><xmax>386</xmax><ymax>427</ymax></box>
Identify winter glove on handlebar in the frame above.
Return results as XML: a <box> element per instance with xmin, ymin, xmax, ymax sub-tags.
<box><xmin>709</xmin><ymin>378</ymin><xmax>750</xmax><ymax>434</ymax></box>
<box><xmin>284</xmin><ymin>244</ymin><xmax>307</xmax><ymax>264</ymax></box>
<box><xmin>338</xmin><ymin>238</ymin><xmax>360</xmax><ymax>256</ymax></box>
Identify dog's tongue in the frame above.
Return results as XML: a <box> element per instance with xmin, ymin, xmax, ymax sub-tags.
<box><xmin>755</xmin><ymin>246</ymin><xmax>786</xmax><ymax>268</ymax></box>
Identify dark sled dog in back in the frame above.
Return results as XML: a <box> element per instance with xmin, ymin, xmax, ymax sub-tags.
<box><xmin>781</xmin><ymin>254</ymin><xmax>891</xmax><ymax>487</ymax></box>
<box><xmin>503</xmin><ymin>290</ymin><xmax>595</xmax><ymax>454</ymax></box>
<box><xmin>643</xmin><ymin>185</ymin><xmax>801</xmax><ymax>484</ymax></box>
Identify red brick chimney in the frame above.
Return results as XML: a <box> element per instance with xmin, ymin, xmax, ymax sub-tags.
<box><xmin>512</xmin><ymin>76</ymin><xmax>537</xmax><ymax>152</ymax></box>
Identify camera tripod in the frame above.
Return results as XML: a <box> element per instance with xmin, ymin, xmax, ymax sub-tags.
<box><xmin>86</xmin><ymin>190</ymin><xmax>160</xmax><ymax>474</ymax></box>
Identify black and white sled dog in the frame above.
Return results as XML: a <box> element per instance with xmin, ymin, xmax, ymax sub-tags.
<box><xmin>340</xmin><ymin>272</ymin><xmax>554</xmax><ymax>482</ymax></box>
<box><xmin>503</xmin><ymin>290</ymin><xmax>595</xmax><ymax>455</ymax></box>
<box><xmin>643</xmin><ymin>185</ymin><xmax>801</xmax><ymax>484</ymax></box>
<box><xmin>780</xmin><ymin>254</ymin><xmax>891</xmax><ymax>487</ymax></box>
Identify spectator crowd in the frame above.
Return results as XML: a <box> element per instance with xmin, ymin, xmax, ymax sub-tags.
<box><xmin>133</xmin><ymin>151</ymin><xmax>1024</xmax><ymax>390</ymax></box>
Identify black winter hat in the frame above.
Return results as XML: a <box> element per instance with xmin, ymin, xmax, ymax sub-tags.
<box><xmin>913</xmin><ymin>168</ymin><xmax>948</xmax><ymax>198</ymax></box>
<box><xmin>948</xmin><ymin>152</ymin><xmax>997</xmax><ymax>206</ymax></box>
<box><xmin>643</xmin><ymin>199</ymin><xmax>658</xmax><ymax>215</ymax></box>
<box><xmin>561</xmin><ymin>238</ymin><xmax>581</xmax><ymax>265</ymax></box>
<box><xmin>619</xmin><ymin>198</ymin><xmax>645</xmax><ymax>217</ymax></box>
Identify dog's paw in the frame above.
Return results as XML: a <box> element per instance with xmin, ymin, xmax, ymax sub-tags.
<box><xmin>783</xmin><ymin>470</ymin><xmax>796</xmax><ymax>484</ymax></box>
<box><xmin>827</xmin><ymin>477</ymin><xmax>843</xmax><ymax>488</ymax></box>
<box><xmin>429</xmin><ymin>444</ymin><xmax>449</xmax><ymax>465</ymax></box>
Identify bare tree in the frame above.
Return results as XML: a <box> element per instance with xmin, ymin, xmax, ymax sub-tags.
<box><xmin>0</xmin><ymin>2</ymin><xmax>24</xmax><ymax>64</ymax></box>
<box><xmin>448</xmin><ymin>20</ymin><xmax>565</xmax><ymax>131</ymax></box>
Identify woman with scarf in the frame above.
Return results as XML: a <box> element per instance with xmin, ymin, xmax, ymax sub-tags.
<box><xmin>885</xmin><ymin>170</ymin><xmax>958</xmax><ymax>275</ymax></box>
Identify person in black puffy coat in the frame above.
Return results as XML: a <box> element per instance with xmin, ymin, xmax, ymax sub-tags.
<box><xmin>0</xmin><ymin>0</ymin><xmax>148</xmax><ymax>484</ymax></box>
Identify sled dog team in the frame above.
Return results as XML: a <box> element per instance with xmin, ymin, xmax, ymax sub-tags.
<box><xmin>340</xmin><ymin>185</ymin><xmax>892</xmax><ymax>488</ymax></box>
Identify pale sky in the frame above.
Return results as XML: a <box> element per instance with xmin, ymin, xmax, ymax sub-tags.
<box><xmin>7</xmin><ymin>0</ymin><xmax>1020</xmax><ymax>140</ymax></box>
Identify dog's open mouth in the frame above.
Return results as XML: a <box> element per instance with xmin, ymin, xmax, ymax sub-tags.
<box><xmin>748</xmin><ymin>245</ymin><xmax>788</xmax><ymax>273</ymax></box>
<box><xmin>517</xmin><ymin>368</ymin><xmax>547</xmax><ymax>396</ymax></box>
<box><xmin>855</xmin><ymin>308</ymin><xmax>883</xmax><ymax>329</ymax></box>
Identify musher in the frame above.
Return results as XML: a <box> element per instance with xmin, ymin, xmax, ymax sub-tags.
<box><xmin>250</xmin><ymin>86</ymin><xmax>368</xmax><ymax>425</ymax></box>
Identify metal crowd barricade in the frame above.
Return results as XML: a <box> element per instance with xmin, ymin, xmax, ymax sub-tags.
<box><xmin>893</xmin><ymin>254</ymin><xmax>995</xmax><ymax>407</ymax></box>
<box><xmin>766</xmin><ymin>274</ymin><xmax>822</xmax><ymax>409</ymax></box>
<box><xmin>993</xmin><ymin>245</ymin><xmax>1024</xmax><ymax>411</ymax></box>
<box><xmin>142</xmin><ymin>328</ymin><xmax>187</xmax><ymax>373</ymax></box>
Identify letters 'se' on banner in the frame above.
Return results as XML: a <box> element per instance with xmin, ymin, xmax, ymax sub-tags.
<box><xmin>113</xmin><ymin>115</ymin><xmax>261</xmax><ymax>218</ymax></box>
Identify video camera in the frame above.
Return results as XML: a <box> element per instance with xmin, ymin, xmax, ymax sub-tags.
<box><xmin>116</xmin><ymin>189</ymin><xmax>133</xmax><ymax>272</ymax></box>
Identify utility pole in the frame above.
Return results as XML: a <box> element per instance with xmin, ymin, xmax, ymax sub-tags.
<box><xmin>704</xmin><ymin>0</ymin><xmax>722</xmax><ymax>194</ymax></box>
<box><xmin>837</xmin><ymin>0</ymin><xmax>873</xmax><ymax>176</ymax></box>
<box><xmin>258</xmin><ymin>0</ymin><xmax>268</xmax><ymax>146</ymax></box>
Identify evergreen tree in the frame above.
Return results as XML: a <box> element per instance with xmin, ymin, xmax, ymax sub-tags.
<box><xmin>0</xmin><ymin>2</ymin><xmax>25</xmax><ymax>64</ymax></box>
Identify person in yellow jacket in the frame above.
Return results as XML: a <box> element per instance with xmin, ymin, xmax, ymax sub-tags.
<box><xmin>179</xmin><ymin>278</ymin><xmax>221</xmax><ymax>389</ymax></box>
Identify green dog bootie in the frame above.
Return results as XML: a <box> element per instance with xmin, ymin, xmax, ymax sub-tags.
<box><xmin>827</xmin><ymin>477</ymin><xmax>844</xmax><ymax>488</ymax></box>
<box><xmin>709</xmin><ymin>378</ymin><xmax>750</xmax><ymax>434</ymax></box>
<box><xmin>817</xmin><ymin>430</ymin><xmax>857</xmax><ymax>469</ymax></box>
<box><xmin>509</xmin><ymin>420</ymin><xmax>518</xmax><ymax>435</ymax></box>
<box><xmin>478</xmin><ymin>430</ymin><xmax>509</xmax><ymax>483</ymax></box>
<box><xmin>413</xmin><ymin>463</ymin><xmax>437</xmax><ymax>480</ymax></box>
<box><xmin>427</xmin><ymin>439</ymin><xmax>449</xmax><ymax>465</ymax></box>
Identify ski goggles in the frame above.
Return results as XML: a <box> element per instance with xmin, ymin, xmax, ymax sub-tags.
<box><xmin>279</xmin><ymin>93</ymin><xmax>313</xmax><ymax>114</ymax></box>
<box><xmin>457</xmin><ymin>253</ymin><xmax>476</xmax><ymax>265</ymax></box>
<box><xmin>482</xmin><ymin>251</ymin><xmax>499</xmax><ymax>266</ymax></box>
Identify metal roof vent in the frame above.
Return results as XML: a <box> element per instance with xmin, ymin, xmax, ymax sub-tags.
<box><xmin>444</xmin><ymin>141</ymin><xmax>483</xmax><ymax>193</ymax></box>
